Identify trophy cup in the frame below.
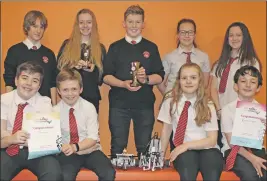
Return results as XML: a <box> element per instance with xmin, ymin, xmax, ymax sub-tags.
<box><xmin>81</xmin><ymin>43</ymin><xmax>92</xmax><ymax>69</ymax></box>
<box><xmin>130</xmin><ymin>61</ymin><xmax>141</xmax><ymax>87</ymax></box>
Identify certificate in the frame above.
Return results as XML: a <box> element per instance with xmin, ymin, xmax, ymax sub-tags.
<box><xmin>231</xmin><ymin>101</ymin><xmax>266</xmax><ymax>149</ymax></box>
<box><xmin>23</xmin><ymin>112</ymin><xmax>62</xmax><ymax>160</ymax></box>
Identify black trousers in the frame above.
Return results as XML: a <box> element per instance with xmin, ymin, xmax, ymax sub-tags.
<box><xmin>1</xmin><ymin>148</ymin><xmax>62</xmax><ymax>181</ymax></box>
<box><xmin>224</xmin><ymin>148</ymin><xmax>267</xmax><ymax>181</ymax></box>
<box><xmin>109</xmin><ymin>108</ymin><xmax>155</xmax><ymax>157</ymax></box>
<box><xmin>173</xmin><ymin>148</ymin><xmax>224</xmax><ymax>181</ymax></box>
<box><xmin>57</xmin><ymin>150</ymin><xmax>115</xmax><ymax>181</ymax></box>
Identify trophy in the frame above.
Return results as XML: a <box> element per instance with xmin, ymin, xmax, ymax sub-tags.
<box><xmin>81</xmin><ymin>43</ymin><xmax>92</xmax><ymax>69</ymax></box>
<box><xmin>130</xmin><ymin>61</ymin><xmax>141</xmax><ymax>87</ymax></box>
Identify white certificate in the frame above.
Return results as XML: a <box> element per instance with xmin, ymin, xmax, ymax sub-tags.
<box><xmin>231</xmin><ymin>101</ymin><xmax>266</xmax><ymax>149</ymax></box>
<box><xmin>23</xmin><ymin>112</ymin><xmax>62</xmax><ymax>160</ymax></box>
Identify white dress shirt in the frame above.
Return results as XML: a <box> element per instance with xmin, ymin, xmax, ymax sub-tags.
<box><xmin>158</xmin><ymin>94</ymin><xmax>219</xmax><ymax>149</ymax></box>
<box><xmin>53</xmin><ymin>97</ymin><xmax>101</xmax><ymax>154</ymax></box>
<box><xmin>211</xmin><ymin>59</ymin><xmax>260</xmax><ymax>109</ymax></box>
<box><xmin>1</xmin><ymin>90</ymin><xmax>52</xmax><ymax>148</ymax></box>
<box><xmin>163</xmin><ymin>46</ymin><xmax>210</xmax><ymax>93</ymax></box>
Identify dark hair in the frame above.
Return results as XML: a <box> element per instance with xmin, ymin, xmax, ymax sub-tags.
<box><xmin>16</xmin><ymin>61</ymin><xmax>44</xmax><ymax>84</ymax></box>
<box><xmin>234</xmin><ymin>65</ymin><xmax>262</xmax><ymax>87</ymax></box>
<box><xmin>214</xmin><ymin>22</ymin><xmax>262</xmax><ymax>78</ymax></box>
<box><xmin>23</xmin><ymin>10</ymin><xmax>48</xmax><ymax>35</ymax></box>
<box><xmin>176</xmin><ymin>18</ymin><xmax>197</xmax><ymax>48</ymax></box>
<box><xmin>124</xmin><ymin>5</ymin><xmax>144</xmax><ymax>21</ymax></box>
<box><xmin>56</xmin><ymin>69</ymin><xmax>83</xmax><ymax>88</ymax></box>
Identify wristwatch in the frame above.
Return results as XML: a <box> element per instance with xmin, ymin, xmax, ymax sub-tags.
<box><xmin>74</xmin><ymin>143</ymin><xmax>80</xmax><ymax>152</ymax></box>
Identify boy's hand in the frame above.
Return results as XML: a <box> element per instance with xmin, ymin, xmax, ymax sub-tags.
<box><xmin>122</xmin><ymin>80</ymin><xmax>141</xmax><ymax>91</ymax></box>
<box><xmin>169</xmin><ymin>143</ymin><xmax>188</xmax><ymax>162</ymax></box>
<box><xmin>61</xmin><ymin>144</ymin><xmax>76</xmax><ymax>156</ymax></box>
<box><xmin>136</xmin><ymin>67</ymin><xmax>147</xmax><ymax>84</ymax></box>
<box><xmin>250</xmin><ymin>154</ymin><xmax>267</xmax><ymax>177</ymax></box>
<box><xmin>12</xmin><ymin>130</ymin><xmax>30</xmax><ymax>144</ymax></box>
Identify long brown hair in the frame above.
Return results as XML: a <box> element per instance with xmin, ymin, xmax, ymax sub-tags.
<box><xmin>168</xmin><ymin>63</ymin><xmax>211</xmax><ymax>126</ymax></box>
<box><xmin>57</xmin><ymin>9</ymin><xmax>103</xmax><ymax>73</ymax></box>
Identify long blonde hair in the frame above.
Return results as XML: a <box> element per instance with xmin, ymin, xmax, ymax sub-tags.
<box><xmin>167</xmin><ymin>63</ymin><xmax>211</xmax><ymax>126</ymax></box>
<box><xmin>57</xmin><ymin>9</ymin><xmax>103</xmax><ymax>73</ymax></box>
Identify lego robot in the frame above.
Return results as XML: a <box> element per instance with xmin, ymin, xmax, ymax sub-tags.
<box><xmin>112</xmin><ymin>149</ymin><xmax>136</xmax><ymax>170</ymax></box>
<box><xmin>139</xmin><ymin>132</ymin><xmax>165</xmax><ymax>171</ymax></box>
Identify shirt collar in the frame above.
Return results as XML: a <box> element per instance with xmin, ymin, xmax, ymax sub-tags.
<box><xmin>61</xmin><ymin>97</ymin><xmax>81</xmax><ymax>112</ymax></box>
<box><xmin>180</xmin><ymin>93</ymin><xmax>197</xmax><ymax>106</ymax></box>
<box><xmin>125</xmin><ymin>34</ymin><xmax>142</xmax><ymax>44</ymax></box>
<box><xmin>177</xmin><ymin>46</ymin><xmax>196</xmax><ymax>55</ymax></box>
<box><xmin>23</xmin><ymin>38</ymin><xmax>41</xmax><ymax>50</ymax></box>
<box><xmin>14</xmin><ymin>89</ymin><xmax>38</xmax><ymax>106</ymax></box>
<box><xmin>236</xmin><ymin>97</ymin><xmax>257</xmax><ymax>104</ymax></box>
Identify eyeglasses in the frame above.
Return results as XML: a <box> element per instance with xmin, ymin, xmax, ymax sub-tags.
<box><xmin>179</xmin><ymin>30</ymin><xmax>195</xmax><ymax>36</ymax></box>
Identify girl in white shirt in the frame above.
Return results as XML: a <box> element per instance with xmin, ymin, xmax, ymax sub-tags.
<box><xmin>158</xmin><ymin>63</ymin><xmax>223</xmax><ymax>181</ymax></box>
<box><xmin>210</xmin><ymin>22</ymin><xmax>262</xmax><ymax>152</ymax></box>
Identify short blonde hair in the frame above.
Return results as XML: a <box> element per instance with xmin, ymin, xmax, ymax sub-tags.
<box><xmin>56</xmin><ymin>69</ymin><xmax>83</xmax><ymax>88</ymax></box>
<box><xmin>124</xmin><ymin>5</ymin><xmax>144</xmax><ymax>21</ymax></box>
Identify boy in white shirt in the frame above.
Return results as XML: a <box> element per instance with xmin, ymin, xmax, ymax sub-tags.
<box><xmin>54</xmin><ymin>69</ymin><xmax>115</xmax><ymax>181</ymax></box>
<box><xmin>1</xmin><ymin>61</ymin><xmax>62</xmax><ymax>181</ymax></box>
<box><xmin>221</xmin><ymin>65</ymin><xmax>266</xmax><ymax>181</ymax></box>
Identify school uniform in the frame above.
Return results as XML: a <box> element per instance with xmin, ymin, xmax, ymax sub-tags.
<box><xmin>57</xmin><ymin>40</ymin><xmax>106</xmax><ymax>113</ymax></box>
<box><xmin>211</xmin><ymin>58</ymin><xmax>261</xmax><ymax>155</ymax></box>
<box><xmin>0</xmin><ymin>90</ymin><xmax>62</xmax><ymax>181</ymax></box>
<box><xmin>103</xmin><ymin>35</ymin><xmax>165</xmax><ymax>157</ymax></box>
<box><xmin>158</xmin><ymin>95</ymin><xmax>223</xmax><ymax>181</ymax></box>
<box><xmin>163</xmin><ymin>46</ymin><xmax>211</xmax><ymax>151</ymax></box>
<box><xmin>54</xmin><ymin>97</ymin><xmax>115</xmax><ymax>181</ymax></box>
<box><xmin>163</xmin><ymin>46</ymin><xmax>210</xmax><ymax>93</ymax></box>
<box><xmin>221</xmin><ymin>99</ymin><xmax>266</xmax><ymax>181</ymax></box>
<box><xmin>3</xmin><ymin>38</ymin><xmax>58</xmax><ymax>98</ymax></box>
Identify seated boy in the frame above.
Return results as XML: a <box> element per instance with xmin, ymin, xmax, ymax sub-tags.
<box><xmin>221</xmin><ymin>65</ymin><xmax>266</xmax><ymax>181</ymax></box>
<box><xmin>54</xmin><ymin>69</ymin><xmax>115</xmax><ymax>181</ymax></box>
<box><xmin>1</xmin><ymin>61</ymin><xmax>62</xmax><ymax>181</ymax></box>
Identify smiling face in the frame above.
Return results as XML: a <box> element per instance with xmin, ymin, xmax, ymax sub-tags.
<box><xmin>228</xmin><ymin>26</ymin><xmax>243</xmax><ymax>51</ymax></box>
<box><xmin>57</xmin><ymin>79</ymin><xmax>83</xmax><ymax>107</ymax></box>
<box><xmin>123</xmin><ymin>14</ymin><xmax>144</xmax><ymax>39</ymax></box>
<box><xmin>15</xmin><ymin>71</ymin><xmax>41</xmax><ymax>100</ymax></box>
<box><xmin>78</xmin><ymin>13</ymin><xmax>93</xmax><ymax>37</ymax></box>
<box><xmin>178</xmin><ymin>22</ymin><xmax>195</xmax><ymax>49</ymax></box>
<box><xmin>27</xmin><ymin>18</ymin><xmax>45</xmax><ymax>43</ymax></box>
<box><xmin>179</xmin><ymin>67</ymin><xmax>200</xmax><ymax>97</ymax></box>
<box><xmin>234</xmin><ymin>71</ymin><xmax>261</xmax><ymax>101</ymax></box>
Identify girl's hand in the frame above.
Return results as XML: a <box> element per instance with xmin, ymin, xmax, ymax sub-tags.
<box><xmin>83</xmin><ymin>62</ymin><xmax>95</xmax><ymax>72</ymax></box>
<box><xmin>169</xmin><ymin>143</ymin><xmax>188</xmax><ymax>162</ymax></box>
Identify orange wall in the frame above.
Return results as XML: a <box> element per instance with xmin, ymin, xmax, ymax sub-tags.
<box><xmin>1</xmin><ymin>1</ymin><xmax>266</xmax><ymax>155</ymax></box>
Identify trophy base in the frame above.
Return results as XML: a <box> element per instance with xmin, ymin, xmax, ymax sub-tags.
<box><xmin>130</xmin><ymin>81</ymin><xmax>140</xmax><ymax>87</ymax></box>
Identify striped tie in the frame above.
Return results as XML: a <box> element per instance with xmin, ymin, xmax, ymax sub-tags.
<box><xmin>219</xmin><ymin>57</ymin><xmax>238</xmax><ymax>93</ymax></box>
<box><xmin>173</xmin><ymin>101</ymin><xmax>191</xmax><ymax>147</ymax></box>
<box><xmin>225</xmin><ymin>145</ymin><xmax>240</xmax><ymax>171</ymax></box>
<box><xmin>183</xmin><ymin>52</ymin><xmax>192</xmax><ymax>63</ymax></box>
<box><xmin>69</xmin><ymin>108</ymin><xmax>79</xmax><ymax>144</ymax></box>
<box><xmin>6</xmin><ymin>103</ymin><xmax>28</xmax><ymax>156</ymax></box>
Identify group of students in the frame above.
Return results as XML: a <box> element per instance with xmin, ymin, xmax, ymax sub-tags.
<box><xmin>1</xmin><ymin>4</ymin><xmax>266</xmax><ymax>181</ymax></box>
